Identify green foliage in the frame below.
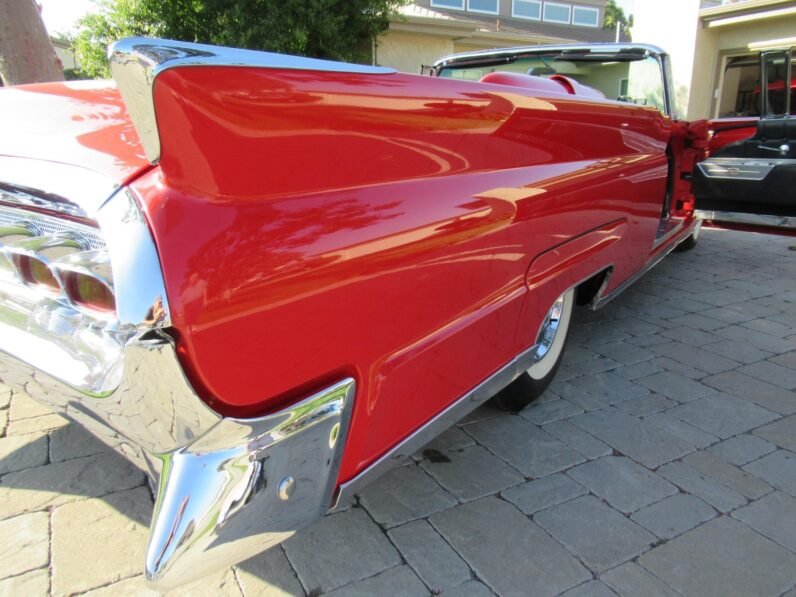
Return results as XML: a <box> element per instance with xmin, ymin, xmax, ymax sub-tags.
<box><xmin>603</xmin><ymin>0</ymin><xmax>632</xmax><ymax>41</ymax></box>
<box><xmin>73</xmin><ymin>0</ymin><xmax>407</xmax><ymax>79</ymax></box>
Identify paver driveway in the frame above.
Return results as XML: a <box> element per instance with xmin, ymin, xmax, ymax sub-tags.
<box><xmin>1</xmin><ymin>227</ymin><xmax>796</xmax><ymax>596</ymax></box>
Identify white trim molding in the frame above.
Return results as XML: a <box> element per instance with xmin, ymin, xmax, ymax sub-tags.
<box><xmin>512</xmin><ymin>0</ymin><xmax>542</xmax><ymax>21</ymax></box>
<box><xmin>543</xmin><ymin>2</ymin><xmax>572</xmax><ymax>24</ymax></box>
<box><xmin>572</xmin><ymin>5</ymin><xmax>599</xmax><ymax>27</ymax></box>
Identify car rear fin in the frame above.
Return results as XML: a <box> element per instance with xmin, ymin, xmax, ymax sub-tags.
<box><xmin>108</xmin><ymin>37</ymin><xmax>396</xmax><ymax>164</ymax></box>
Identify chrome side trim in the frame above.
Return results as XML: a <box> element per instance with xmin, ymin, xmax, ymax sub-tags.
<box><xmin>109</xmin><ymin>37</ymin><xmax>396</xmax><ymax>163</ymax></box>
<box><xmin>146</xmin><ymin>378</ymin><xmax>355</xmax><ymax>588</ymax></box>
<box><xmin>695</xmin><ymin>209</ymin><xmax>796</xmax><ymax>230</ymax></box>
<box><xmin>696</xmin><ymin>157</ymin><xmax>796</xmax><ymax>181</ymax></box>
<box><xmin>333</xmin><ymin>343</ymin><xmax>538</xmax><ymax>506</ymax></box>
<box><xmin>96</xmin><ymin>188</ymin><xmax>171</xmax><ymax>329</ymax></box>
<box><xmin>590</xmin><ymin>221</ymin><xmax>695</xmax><ymax>310</ymax></box>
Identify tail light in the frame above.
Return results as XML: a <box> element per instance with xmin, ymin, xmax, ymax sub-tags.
<box><xmin>50</xmin><ymin>250</ymin><xmax>115</xmax><ymax>314</ymax></box>
<box><xmin>13</xmin><ymin>253</ymin><xmax>61</xmax><ymax>290</ymax></box>
<box><xmin>3</xmin><ymin>233</ymin><xmax>87</xmax><ymax>292</ymax></box>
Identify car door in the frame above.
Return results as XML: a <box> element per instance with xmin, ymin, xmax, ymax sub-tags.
<box><xmin>692</xmin><ymin>49</ymin><xmax>796</xmax><ymax>230</ymax></box>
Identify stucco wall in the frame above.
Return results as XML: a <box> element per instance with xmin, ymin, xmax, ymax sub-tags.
<box><xmin>376</xmin><ymin>30</ymin><xmax>454</xmax><ymax>74</ymax></box>
<box><xmin>688</xmin><ymin>14</ymin><xmax>796</xmax><ymax>120</ymax></box>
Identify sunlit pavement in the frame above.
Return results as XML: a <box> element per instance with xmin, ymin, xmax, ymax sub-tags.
<box><xmin>2</xmin><ymin>227</ymin><xmax>796</xmax><ymax>596</ymax></box>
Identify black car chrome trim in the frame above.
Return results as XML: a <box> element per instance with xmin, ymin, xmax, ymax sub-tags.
<box><xmin>697</xmin><ymin>157</ymin><xmax>796</xmax><ymax>182</ymax></box>
<box><xmin>109</xmin><ymin>37</ymin><xmax>397</xmax><ymax>163</ymax></box>
<box><xmin>695</xmin><ymin>209</ymin><xmax>796</xmax><ymax>230</ymax></box>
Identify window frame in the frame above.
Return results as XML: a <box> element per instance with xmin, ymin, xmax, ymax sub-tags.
<box><xmin>467</xmin><ymin>0</ymin><xmax>500</xmax><ymax>15</ymax></box>
<box><xmin>543</xmin><ymin>1</ymin><xmax>572</xmax><ymax>24</ymax></box>
<box><xmin>572</xmin><ymin>5</ymin><xmax>600</xmax><ymax>27</ymax></box>
<box><xmin>430</xmin><ymin>0</ymin><xmax>465</xmax><ymax>10</ymax></box>
<box><xmin>512</xmin><ymin>0</ymin><xmax>542</xmax><ymax>21</ymax></box>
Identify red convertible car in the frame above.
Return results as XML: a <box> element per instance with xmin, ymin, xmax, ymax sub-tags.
<box><xmin>0</xmin><ymin>38</ymin><xmax>793</xmax><ymax>588</ymax></box>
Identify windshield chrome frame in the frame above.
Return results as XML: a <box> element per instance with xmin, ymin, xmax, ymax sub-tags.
<box><xmin>431</xmin><ymin>42</ymin><xmax>678</xmax><ymax>119</ymax></box>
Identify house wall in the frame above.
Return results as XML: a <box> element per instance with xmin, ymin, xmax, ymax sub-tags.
<box><xmin>688</xmin><ymin>14</ymin><xmax>796</xmax><ymax>119</ymax></box>
<box><xmin>376</xmin><ymin>30</ymin><xmax>455</xmax><ymax>73</ymax></box>
<box><xmin>419</xmin><ymin>0</ymin><xmax>607</xmax><ymax>28</ymax></box>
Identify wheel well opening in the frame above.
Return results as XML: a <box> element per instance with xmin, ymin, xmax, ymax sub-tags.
<box><xmin>575</xmin><ymin>268</ymin><xmax>612</xmax><ymax>307</ymax></box>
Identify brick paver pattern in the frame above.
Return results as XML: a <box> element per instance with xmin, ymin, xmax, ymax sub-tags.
<box><xmin>1</xmin><ymin>228</ymin><xmax>796</xmax><ymax>596</ymax></box>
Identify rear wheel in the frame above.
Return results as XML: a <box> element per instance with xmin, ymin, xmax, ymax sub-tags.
<box><xmin>490</xmin><ymin>288</ymin><xmax>575</xmax><ymax>412</ymax></box>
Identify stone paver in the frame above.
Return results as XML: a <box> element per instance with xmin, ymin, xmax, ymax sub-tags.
<box><xmin>639</xmin><ymin>517</ymin><xmax>796</xmax><ymax>597</ymax></box>
<box><xmin>359</xmin><ymin>462</ymin><xmax>456</xmax><ymax>528</ymax></box>
<box><xmin>567</xmin><ymin>456</ymin><xmax>677</xmax><ymax>514</ymax></box>
<box><xmin>388</xmin><ymin>519</ymin><xmax>471</xmax><ymax>592</ymax></box>
<box><xmin>431</xmin><ymin>497</ymin><xmax>591</xmax><ymax>596</ymax></box>
<box><xmin>2</xmin><ymin>228</ymin><xmax>795</xmax><ymax>596</ymax></box>
<box><xmin>569</xmin><ymin>408</ymin><xmax>695</xmax><ymax>468</ymax></box>
<box><xmin>501</xmin><ymin>473</ymin><xmax>587</xmax><ymax>515</ymax></box>
<box><xmin>743</xmin><ymin>450</ymin><xmax>796</xmax><ymax>496</ymax></box>
<box><xmin>600</xmin><ymin>562</ymin><xmax>678</xmax><ymax>597</ymax></box>
<box><xmin>0</xmin><ymin>451</ymin><xmax>145</xmax><ymax>519</ymax></box>
<box><xmin>707</xmin><ymin>433</ymin><xmax>776</xmax><ymax>466</ymax></box>
<box><xmin>753</xmin><ymin>414</ymin><xmax>796</xmax><ymax>452</ymax></box>
<box><xmin>0</xmin><ymin>511</ymin><xmax>48</xmax><ymax>579</ymax></box>
<box><xmin>236</xmin><ymin>547</ymin><xmax>304</xmax><ymax>597</ymax></box>
<box><xmin>637</xmin><ymin>371</ymin><xmax>715</xmax><ymax>402</ymax></box>
<box><xmin>542</xmin><ymin>419</ymin><xmax>611</xmax><ymax>460</ymax></box>
<box><xmin>466</xmin><ymin>416</ymin><xmax>585</xmax><ymax>478</ymax></box>
<box><xmin>51</xmin><ymin>486</ymin><xmax>152</xmax><ymax>594</ymax></box>
<box><xmin>283</xmin><ymin>508</ymin><xmax>401</xmax><ymax>594</ymax></box>
<box><xmin>682</xmin><ymin>450</ymin><xmax>771</xmax><ymax>500</ymax></box>
<box><xmin>657</xmin><ymin>462</ymin><xmax>747</xmax><ymax>513</ymax></box>
<box><xmin>0</xmin><ymin>431</ymin><xmax>48</xmax><ymax>475</ymax></box>
<box><xmin>702</xmin><ymin>370</ymin><xmax>796</xmax><ymax>415</ymax></box>
<box><xmin>560</xmin><ymin>580</ymin><xmax>617</xmax><ymax>597</ymax></box>
<box><xmin>323</xmin><ymin>566</ymin><xmax>427</xmax><ymax>597</ymax></box>
<box><xmin>630</xmin><ymin>494</ymin><xmax>716</xmax><ymax>539</ymax></box>
<box><xmin>0</xmin><ymin>569</ymin><xmax>49</xmax><ymax>596</ymax></box>
<box><xmin>535</xmin><ymin>495</ymin><xmax>655</xmax><ymax>573</ymax></box>
<box><xmin>420</xmin><ymin>444</ymin><xmax>523</xmax><ymax>502</ymax></box>
<box><xmin>668</xmin><ymin>394</ymin><xmax>779</xmax><ymax>439</ymax></box>
<box><xmin>732</xmin><ymin>491</ymin><xmax>796</xmax><ymax>553</ymax></box>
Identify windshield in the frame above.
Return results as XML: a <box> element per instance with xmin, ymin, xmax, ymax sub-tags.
<box><xmin>438</xmin><ymin>51</ymin><xmax>668</xmax><ymax>115</ymax></box>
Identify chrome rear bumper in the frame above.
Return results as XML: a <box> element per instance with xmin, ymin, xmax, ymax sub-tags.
<box><xmin>0</xmin><ymin>172</ymin><xmax>356</xmax><ymax>589</ymax></box>
<box><xmin>0</xmin><ymin>335</ymin><xmax>355</xmax><ymax>589</ymax></box>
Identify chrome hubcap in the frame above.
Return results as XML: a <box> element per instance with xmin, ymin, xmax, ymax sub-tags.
<box><xmin>533</xmin><ymin>295</ymin><xmax>565</xmax><ymax>363</ymax></box>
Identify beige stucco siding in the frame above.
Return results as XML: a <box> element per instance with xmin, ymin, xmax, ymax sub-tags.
<box><xmin>376</xmin><ymin>30</ymin><xmax>454</xmax><ymax>73</ymax></box>
<box><xmin>688</xmin><ymin>14</ymin><xmax>796</xmax><ymax>120</ymax></box>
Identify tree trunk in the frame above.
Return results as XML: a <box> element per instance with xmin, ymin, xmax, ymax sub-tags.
<box><xmin>0</xmin><ymin>0</ymin><xmax>64</xmax><ymax>86</ymax></box>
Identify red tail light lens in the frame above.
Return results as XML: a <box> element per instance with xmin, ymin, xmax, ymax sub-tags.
<box><xmin>64</xmin><ymin>271</ymin><xmax>116</xmax><ymax>312</ymax></box>
<box><xmin>13</xmin><ymin>254</ymin><xmax>60</xmax><ymax>290</ymax></box>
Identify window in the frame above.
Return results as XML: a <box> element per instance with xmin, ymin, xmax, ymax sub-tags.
<box><xmin>513</xmin><ymin>0</ymin><xmax>542</xmax><ymax>20</ymax></box>
<box><xmin>468</xmin><ymin>0</ymin><xmax>499</xmax><ymax>13</ymax></box>
<box><xmin>543</xmin><ymin>2</ymin><xmax>571</xmax><ymax>24</ymax></box>
<box><xmin>430</xmin><ymin>0</ymin><xmax>465</xmax><ymax>9</ymax></box>
<box><xmin>572</xmin><ymin>6</ymin><xmax>599</xmax><ymax>27</ymax></box>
